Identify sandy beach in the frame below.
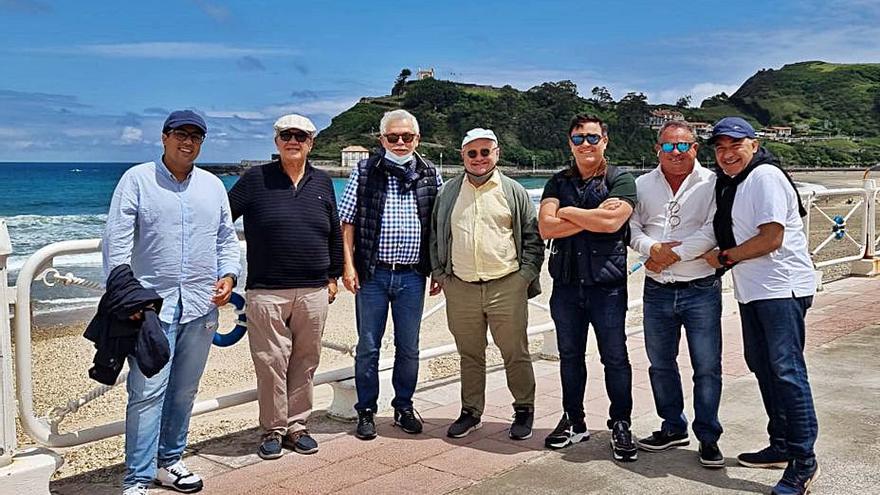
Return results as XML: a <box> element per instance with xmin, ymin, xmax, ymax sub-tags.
<box><xmin>11</xmin><ymin>169</ymin><xmax>872</xmax><ymax>481</ymax></box>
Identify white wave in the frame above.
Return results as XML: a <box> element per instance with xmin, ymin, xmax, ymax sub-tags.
<box><xmin>36</xmin><ymin>296</ymin><xmax>101</xmax><ymax>305</ymax></box>
<box><xmin>34</xmin><ymin>303</ymin><xmax>99</xmax><ymax>316</ymax></box>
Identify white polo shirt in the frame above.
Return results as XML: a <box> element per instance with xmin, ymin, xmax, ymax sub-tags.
<box><xmin>729</xmin><ymin>165</ymin><xmax>816</xmax><ymax>303</ymax></box>
<box><xmin>630</xmin><ymin>161</ymin><xmax>718</xmax><ymax>282</ymax></box>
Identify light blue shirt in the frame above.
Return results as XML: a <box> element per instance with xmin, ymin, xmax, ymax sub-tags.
<box><xmin>102</xmin><ymin>159</ymin><xmax>241</xmax><ymax>324</ymax></box>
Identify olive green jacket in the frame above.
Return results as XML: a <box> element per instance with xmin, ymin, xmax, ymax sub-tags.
<box><xmin>429</xmin><ymin>172</ymin><xmax>544</xmax><ymax>299</ymax></box>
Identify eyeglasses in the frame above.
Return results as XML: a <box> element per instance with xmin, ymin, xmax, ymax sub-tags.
<box><xmin>383</xmin><ymin>133</ymin><xmax>416</xmax><ymax>143</ymax></box>
<box><xmin>570</xmin><ymin>133</ymin><xmax>602</xmax><ymax>146</ymax></box>
<box><xmin>466</xmin><ymin>148</ymin><xmax>497</xmax><ymax>159</ymax></box>
<box><xmin>666</xmin><ymin>200</ymin><xmax>681</xmax><ymax>228</ymax></box>
<box><xmin>167</xmin><ymin>129</ymin><xmax>205</xmax><ymax>144</ymax></box>
<box><xmin>660</xmin><ymin>142</ymin><xmax>694</xmax><ymax>153</ymax></box>
<box><xmin>278</xmin><ymin>130</ymin><xmax>311</xmax><ymax>143</ymax></box>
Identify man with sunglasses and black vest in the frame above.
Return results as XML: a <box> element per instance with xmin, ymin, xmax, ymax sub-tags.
<box><xmin>430</xmin><ymin>128</ymin><xmax>544</xmax><ymax>440</ymax></box>
<box><xmin>103</xmin><ymin>110</ymin><xmax>240</xmax><ymax>495</ymax></box>
<box><xmin>702</xmin><ymin>117</ymin><xmax>819</xmax><ymax>495</ymax></box>
<box><xmin>228</xmin><ymin>114</ymin><xmax>343</xmax><ymax>461</ymax></box>
<box><xmin>628</xmin><ymin>121</ymin><xmax>724</xmax><ymax>468</ymax></box>
<box><xmin>538</xmin><ymin>114</ymin><xmax>639</xmax><ymax>462</ymax></box>
<box><xmin>339</xmin><ymin>109</ymin><xmax>442</xmax><ymax>440</ymax></box>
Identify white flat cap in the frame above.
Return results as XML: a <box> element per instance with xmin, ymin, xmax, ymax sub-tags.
<box><xmin>273</xmin><ymin>114</ymin><xmax>317</xmax><ymax>134</ymax></box>
<box><xmin>461</xmin><ymin>128</ymin><xmax>498</xmax><ymax>147</ymax></box>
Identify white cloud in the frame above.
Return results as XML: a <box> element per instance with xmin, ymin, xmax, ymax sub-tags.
<box><xmin>120</xmin><ymin>126</ymin><xmax>144</xmax><ymax>144</ymax></box>
<box><xmin>648</xmin><ymin>83</ymin><xmax>742</xmax><ymax>107</ymax></box>
<box><xmin>204</xmin><ymin>110</ymin><xmax>268</xmax><ymax>119</ymax></box>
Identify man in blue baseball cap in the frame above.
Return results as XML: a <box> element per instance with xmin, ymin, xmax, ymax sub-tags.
<box><xmin>104</xmin><ymin>110</ymin><xmax>241</xmax><ymax>495</ymax></box>
<box><xmin>703</xmin><ymin>117</ymin><xmax>819</xmax><ymax>495</ymax></box>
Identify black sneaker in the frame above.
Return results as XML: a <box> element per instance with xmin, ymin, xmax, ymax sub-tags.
<box><xmin>393</xmin><ymin>408</ymin><xmax>423</xmax><ymax>434</ymax></box>
<box><xmin>610</xmin><ymin>420</ymin><xmax>638</xmax><ymax>462</ymax></box>
<box><xmin>544</xmin><ymin>413</ymin><xmax>589</xmax><ymax>449</ymax></box>
<box><xmin>772</xmin><ymin>458</ymin><xmax>820</xmax><ymax>495</ymax></box>
<box><xmin>737</xmin><ymin>445</ymin><xmax>789</xmax><ymax>469</ymax></box>
<box><xmin>283</xmin><ymin>429</ymin><xmax>318</xmax><ymax>455</ymax></box>
<box><xmin>257</xmin><ymin>431</ymin><xmax>283</xmax><ymax>460</ymax></box>
<box><xmin>699</xmin><ymin>441</ymin><xmax>725</xmax><ymax>468</ymax></box>
<box><xmin>355</xmin><ymin>409</ymin><xmax>377</xmax><ymax>440</ymax></box>
<box><xmin>446</xmin><ymin>409</ymin><xmax>482</xmax><ymax>438</ymax></box>
<box><xmin>509</xmin><ymin>406</ymin><xmax>534</xmax><ymax>440</ymax></box>
<box><xmin>637</xmin><ymin>430</ymin><xmax>690</xmax><ymax>452</ymax></box>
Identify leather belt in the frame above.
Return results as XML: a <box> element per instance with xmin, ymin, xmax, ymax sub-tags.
<box><xmin>647</xmin><ymin>274</ymin><xmax>717</xmax><ymax>290</ymax></box>
<box><xmin>376</xmin><ymin>261</ymin><xmax>417</xmax><ymax>271</ymax></box>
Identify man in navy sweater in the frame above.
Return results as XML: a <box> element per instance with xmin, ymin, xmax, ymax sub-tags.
<box><xmin>228</xmin><ymin>114</ymin><xmax>343</xmax><ymax>460</ymax></box>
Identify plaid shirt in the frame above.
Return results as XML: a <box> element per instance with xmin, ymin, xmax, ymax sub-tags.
<box><xmin>339</xmin><ymin>163</ymin><xmax>442</xmax><ymax>264</ymax></box>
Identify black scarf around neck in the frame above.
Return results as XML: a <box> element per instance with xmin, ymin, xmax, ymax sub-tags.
<box><xmin>377</xmin><ymin>155</ymin><xmax>421</xmax><ymax>194</ymax></box>
<box><xmin>713</xmin><ymin>146</ymin><xmax>807</xmax><ymax>251</ymax></box>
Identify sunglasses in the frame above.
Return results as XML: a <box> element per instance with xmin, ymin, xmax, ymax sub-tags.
<box><xmin>660</xmin><ymin>142</ymin><xmax>694</xmax><ymax>153</ymax></box>
<box><xmin>570</xmin><ymin>133</ymin><xmax>602</xmax><ymax>146</ymax></box>
<box><xmin>167</xmin><ymin>129</ymin><xmax>205</xmax><ymax>144</ymax></box>
<box><xmin>278</xmin><ymin>130</ymin><xmax>311</xmax><ymax>143</ymax></box>
<box><xmin>466</xmin><ymin>148</ymin><xmax>497</xmax><ymax>159</ymax></box>
<box><xmin>384</xmin><ymin>133</ymin><xmax>416</xmax><ymax>143</ymax></box>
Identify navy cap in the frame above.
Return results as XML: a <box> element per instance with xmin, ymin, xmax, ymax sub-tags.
<box><xmin>163</xmin><ymin>110</ymin><xmax>207</xmax><ymax>134</ymax></box>
<box><xmin>709</xmin><ymin>117</ymin><xmax>756</xmax><ymax>143</ymax></box>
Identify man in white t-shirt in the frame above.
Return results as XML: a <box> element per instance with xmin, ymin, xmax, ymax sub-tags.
<box><xmin>703</xmin><ymin>117</ymin><xmax>818</xmax><ymax>495</ymax></box>
<box><xmin>629</xmin><ymin>121</ymin><xmax>724</xmax><ymax>468</ymax></box>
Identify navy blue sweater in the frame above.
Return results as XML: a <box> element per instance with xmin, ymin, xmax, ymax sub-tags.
<box><xmin>229</xmin><ymin>161</ymin><xmax>344</xmax><ymax>290</ymax></box>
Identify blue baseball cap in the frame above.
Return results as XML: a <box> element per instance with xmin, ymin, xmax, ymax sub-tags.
<box><xmin>709</xmin><ymin>117</ymin><xmax>756</xmax><ymax>143</ymax></box>
<box><xmin>163</xmin><ymin>110</ymin><xmax>207</xmax><ymax>134</ymax></box>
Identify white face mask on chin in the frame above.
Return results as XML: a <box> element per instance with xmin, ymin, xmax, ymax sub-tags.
<box><xmin>384</xmin><ymin>149</ymin><xmax>413</xmax><ymax>165</ymax></box>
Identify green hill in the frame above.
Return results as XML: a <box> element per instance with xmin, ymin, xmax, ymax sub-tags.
<box><xmin>312</xmin><ymin>62</ymin><xmax>880</xmax><ymax>167</ymax></box>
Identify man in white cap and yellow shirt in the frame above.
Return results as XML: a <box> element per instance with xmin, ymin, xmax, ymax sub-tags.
<box><xmin>228</xmin><ymin>114</ymin><xmax>343</xmax><ymax>460</ymax></box>
<box><xmin>430</xmin><ymin>128</ymin><xmax>544</xmax><ymax>440</ymax></box>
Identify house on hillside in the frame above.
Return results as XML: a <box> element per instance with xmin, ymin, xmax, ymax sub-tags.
<box><xmin>417</xmin><ymin>67</ymin><xmax>435</xmax><ymax>80</ymax></box>
<box><xmin>647</xmin><ymin>109</ymin><xmax>686</xmax><ymax>129</ymax></box>
<box><xmin>756</xmin><ymin>126</ymin><xmax>793</xmax><ymax>141</ymax></box>
<box><xmin>341</xmin><ymin>145</ymin><xmax>370</xmax><ymax>168</ymax></box>
<box><xmin>687</xmin><ymin>122</ymin><xmax>714</xmax><ymax>140</ymax></box>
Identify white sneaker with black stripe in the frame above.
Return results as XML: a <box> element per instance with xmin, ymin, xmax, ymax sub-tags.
<box><xmin>155</xmin><ymin>460</ymin><xmax>204</xmax><ymax>493</ymax></box>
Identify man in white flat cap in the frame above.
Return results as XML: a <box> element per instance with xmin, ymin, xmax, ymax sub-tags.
<box><xmin>430</xmin><ymin>128</ymin><xmax>544</xmax><ymax>441</ymax></box>
<box><xmin>228</xmin><ymin>114</ymin><xmax>343</xmax><ymax>460</ymax></box>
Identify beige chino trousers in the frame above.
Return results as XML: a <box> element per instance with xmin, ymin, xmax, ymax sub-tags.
<box><xmin>246</xmin><ymin>287</ymin><xmax>328</xmax><ymax>434</ymax></box>
<box><xmin>443</xmin><ymin>272</ymin><xmax>536</xmax><ymax>416</ymax></box>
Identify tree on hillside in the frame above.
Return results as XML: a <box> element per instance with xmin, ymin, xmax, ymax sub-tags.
<box><xmin>402</xmin><ymin>78</ymin><xmax>462</xmax><ymax>112</ymax></box>
<box><xmin>676</xmin><ymin>95</ymin><xmax>692</xmax><ymax>108</ymax></box>
<box><xmin>617</xmin><ymin>92</ymin><xmax>649</xmax><ymax>129</ymax></box>
<box><xmin>391</xmin><ymin>68</ymin><xmax>412</xmax><ymax>96</ymax></box>
<box><xmin>701</xmin><ymin>92</ymin><xmax>729</xmax><ymax>107</ymax></box>
<box><xmin>590</xmin><ymin>86</ymin><xmax>614</xmax><ymax>108</ymax></box>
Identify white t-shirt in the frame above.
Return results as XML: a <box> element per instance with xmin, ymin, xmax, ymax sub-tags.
<box><xmin>729</xmin><ymin>165</ymin><xmax>816</xmax><ymax>303</ymax></box>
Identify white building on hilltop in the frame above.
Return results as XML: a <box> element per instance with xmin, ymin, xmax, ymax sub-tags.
<box><xmin>417</xmin><ymin>67</ymin><xmax>435</xmax><ymax>80</ymax></box>
<box><xmin>341</xmin><ymin>145</ymin><xmax>370</xmax><ymax>168</ymax></box>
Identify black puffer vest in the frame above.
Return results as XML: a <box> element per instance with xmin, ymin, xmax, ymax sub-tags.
<box><xmin>547</xmin><ymin>165</ymin><xmax>630</xmax><ymax>286</ymax></box>
<box><xmin>353</xmin><ymin>151</ymin><xmax>439</xmax><ymax>282</ymax></box>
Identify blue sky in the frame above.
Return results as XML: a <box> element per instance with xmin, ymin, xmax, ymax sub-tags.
<box><xmin>1</xmin><ymin>0</ymin><xmax>878</xmax><ymax>162</ymax></box>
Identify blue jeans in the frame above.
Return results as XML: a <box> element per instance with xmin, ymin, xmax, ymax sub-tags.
<box><xmin>354</xmin><ymin>267</ymin><xmax>426</xmax><ymax>411</ymax></box>
<box><xmin>739</xmin><ymin>295</ymin><xmax>818</xmax><ymax>461</ymax></box>
<box><xmin>550</xmin><ymin>282</ymin><xmax>632</xmax><ymax>427</ymax></box>
<box><xmin>643</xmin><ymin>276</ymin><xmax>723</xmax><ymax>442</ymax></box>
<box><xmin>123</xmin><ymin>302</ymin><xmax>219</xmax><ymax>489</ymax></box>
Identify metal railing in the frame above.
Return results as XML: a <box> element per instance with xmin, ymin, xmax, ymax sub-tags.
<box><xmin>2</xmin><ymin>179</ymin><xmax>879</xmax><ymax>456</ymax></box>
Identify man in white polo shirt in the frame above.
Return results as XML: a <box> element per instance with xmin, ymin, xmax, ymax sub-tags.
<box><xmin>704</xmin><ymin>117</ymin><xmax>818</xmax><ymax>495</ymax></box>
<box><xmin>629</xmin><ymin>121</ymin><xmax>724</xmax><ymax>468</ymax></box>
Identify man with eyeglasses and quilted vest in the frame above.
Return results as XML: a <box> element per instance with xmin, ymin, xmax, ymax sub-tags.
<box><xmin>339</xmin><ymin>109</ymin><xmax>442</xmax><ymax>440</ymax></box>
<box><xmin>538</xmin><ymin>114</ymin><xmax>638</xmax><ymax>462</ymax></box>
<box><xmin>429</xmin><ymin>128</ymin><xmax>544</xmax><ymax>441</ymax></box>
<box><xmin>628</xmin><ymin>121</ymin><xmax>724</xmax><ymax>468</ymax></box>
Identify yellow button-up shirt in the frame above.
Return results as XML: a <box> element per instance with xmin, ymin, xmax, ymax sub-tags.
<box><xmin>450</xmin><ymin>170</ymin><xmax>519</xmax><ymax>282</ymax></box>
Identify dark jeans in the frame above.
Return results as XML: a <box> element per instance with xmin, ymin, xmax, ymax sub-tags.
<box><xmin>354</xmin><ymin>267</ymin><xmax>426</xmax><ymax>412</ymax></box>
<box><xmin>739</xmin><ymin>295</ymin><xmax>817</xmax><ymax>461</ymax></box>
<box><xmin>550</xmin><ymin>282</ymin><xmax>632</xmax><ymax>427</ymax></box>
<box><xmin>643</xmin><ymin>276</ymin><xmax>723</xmax><ymax>442</ymax></box>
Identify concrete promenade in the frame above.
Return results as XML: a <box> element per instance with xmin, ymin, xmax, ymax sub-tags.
<box><xmin>52</xmin><ymin>276</ymin><xmax>880</xmax><ymax>494</ymax></box>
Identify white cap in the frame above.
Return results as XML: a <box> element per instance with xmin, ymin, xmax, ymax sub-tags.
<box><xmin>273</xmin><ymin>114</ymin><xmax>317</xmax><ymax>135</ymax></box>
<box><xmin>461</xmin><ymin>128</ymin><xmax>498</xmax><ymax>147</ymax></box>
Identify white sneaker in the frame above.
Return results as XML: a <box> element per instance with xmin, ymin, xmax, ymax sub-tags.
<box><xmin>122</xmin><ymin>485</ymin><xmax>148</xmax><ymax>495</ymax></box>
<box><xmin>154</xmin><ymin>460</ymin><xmax>204</xmax><ymax>493</ymax></box>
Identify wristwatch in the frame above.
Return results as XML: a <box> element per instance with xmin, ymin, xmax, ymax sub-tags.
<box><xmin>716</xmin><ymin>251</ymin><xmax>736</xmax><ymax>269</ymax></box>
<box><xmin>222</xmin><ymin>272</ymin><xmax>238</xmax><ymax>287</ymax></box>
